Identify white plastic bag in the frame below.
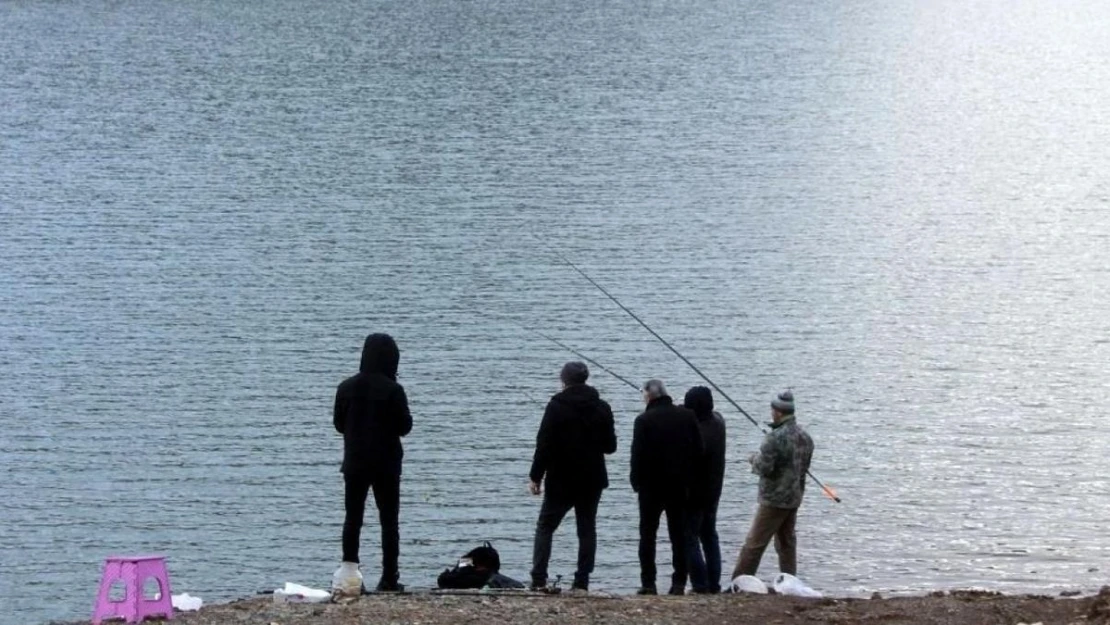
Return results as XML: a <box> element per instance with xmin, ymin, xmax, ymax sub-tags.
<box><xmin>729</xmin><ymin>575</ymin><xmax>769</xmax><ymax>594</ymax></box>
<box><xmin>772</xmin><ymin>573</ymin><xmax>822</xmax><ymax>598</ymax></box>
<box><xmin>331</xmin><ymin>561</ymin><xmax>363</xmax><ymax>596</ymax></box>
<box><xmin>273</xmin><ymin>582</ymin><xmax>332</xmax><ymax>603</ymax></box>
<box><xmin>171</xmin><ymin>593</ymin><xmax>203</xmax><ymax>611</ymax></box>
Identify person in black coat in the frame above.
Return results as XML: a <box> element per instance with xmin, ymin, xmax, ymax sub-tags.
<box><xmin>630</xmin><ymin>379</ymin><xmax>705</xmax><ymax>595</ymax></box>
<box><xmin>528</xmin><ymin>361</ymin><xmax>617</xmax><ymax>591</ymax></box>
<box><xmin>683</xmin><ymin>386</ymin><xmax>727</xmax><ymax>593</ymax></box>
<box><xmin>333</xmin><ymin>333</ymin><xmax>413</xmax><ymax>592</ymax></box>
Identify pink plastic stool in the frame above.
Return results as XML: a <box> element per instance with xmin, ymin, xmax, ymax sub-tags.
<box><xmin>92</xmin><ymin>555</ymin><xmax>174</xmax><ymax>624</ymax></box>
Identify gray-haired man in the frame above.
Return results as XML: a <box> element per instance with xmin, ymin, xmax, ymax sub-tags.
<box><xmin>630</xmin><ymin>379</ymin><xmax>704</xmax><ymax>595</ymax></box>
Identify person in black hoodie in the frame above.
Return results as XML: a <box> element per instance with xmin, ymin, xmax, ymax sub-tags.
<box><xmin>528</xmin><ymin>361</ymin><xmax>617</xmax><ymax>592</ymax></box>
<box><xmin>683</xmin><ymin>386</ymin><xmax>727</xmax><ymax>593</ymax></box>
<box><xmin>630</xmin><ymin>379</ymin><xmax>704</xmax><ymax>595</ymax></box>
<box><xmin>333</xmin><ymin>333</ymin><xmax>413</xmax><ymax>593</ymax></box>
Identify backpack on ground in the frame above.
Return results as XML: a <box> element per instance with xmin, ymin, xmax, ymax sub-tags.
<box><xmin>436</xmin><ymin>542</ymin><xmax>501</xmax><ymax>589</ymax></box>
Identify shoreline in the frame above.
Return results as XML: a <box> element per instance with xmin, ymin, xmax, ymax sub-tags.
<box><xmin>61</xmin><ymin>586</ymin><xmax>1110</xmax><ymax>625</ymax></box>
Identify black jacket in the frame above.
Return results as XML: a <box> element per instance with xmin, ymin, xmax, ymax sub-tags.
<box><xmin>529</xmin><ymin>384</ymin><xmax>617</xmax><ymax>498</ymax></box>
<box><xmin>684</xmin><ymin>386</ymin><xmax>727</xmax><ymax>508</ymax></box>
<box><xmin>334</xmin><ymin>334</ymin><xmax>413</xmax><ymax>478</ymax></box>
<box><xmin>694</xmin><ymin>411</ymin><xmax>727</xmax><ymax>507</ymax></box>
<box><xmin>630</xmin><ymin>395</ymin><xmax>704</xmax><ymax>498</ymax></box>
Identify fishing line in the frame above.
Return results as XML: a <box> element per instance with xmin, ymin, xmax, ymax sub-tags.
<box><xmin>461</xmin><ymin>305</ymin><xmax>640</xmax><ymax>392</ymax></box>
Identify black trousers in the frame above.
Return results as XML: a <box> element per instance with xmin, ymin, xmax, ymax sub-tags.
<box><xmin>530</xmin><ymin>489</ymin><xmax>602</xmax><ymax>588</ymax></box>
<box><xmin>638</xmin><ymin>491</ymin><xmax>689</xmax><ymax>590</ymax></box>
<box><xmin>686</xmin><ymin>502</ymin><xmax>722</xmax><ymax>593</ymax></box>
<box><xmin>342</xmin><ymin>472</ymin><xmax>400</xmax><ymax>581</ymax></box>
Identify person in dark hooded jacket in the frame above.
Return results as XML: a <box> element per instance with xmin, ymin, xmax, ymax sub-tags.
<box><xmin>333</xmin><ymin>333</ymin><xmax>412</xmax><ymax>593</ymax></box>
<box><xmin>683</xmin><ymin>386</ymin><xmax>726</xmax><ymax>593</ymax></box>
<box><xmin>528</xmin><ymin>361</ymin><xmax>617</xmax><ymax>592</ymax></box>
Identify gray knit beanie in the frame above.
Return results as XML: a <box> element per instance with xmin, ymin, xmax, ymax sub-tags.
<box><xmin>771</xmin><ymin>390</ymin><xmax>795</xmax><ymax>414</ymax></box>
<box><xmin>560</xmin><ymin>361</ymin><xmax>589</xmax><ymax>385</ymax></box>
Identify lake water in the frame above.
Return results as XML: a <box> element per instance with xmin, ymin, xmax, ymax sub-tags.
<box><xmin>2</xmin><ymin>0</ymin><xmax>1109</xmax><ymax>622</ymax></box>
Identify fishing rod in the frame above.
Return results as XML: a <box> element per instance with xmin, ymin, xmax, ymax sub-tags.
<box><xmin>544</xmin><ymin>250</ymin><xmax>842</xmax><ymax>503</ymax></box>
<box><xmin>462</xmin><ymin>306</ymin><xmax>641</xmax><ymax>392</ymax></box>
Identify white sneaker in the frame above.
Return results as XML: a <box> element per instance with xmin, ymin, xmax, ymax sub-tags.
<box><xmin>332</xmin><ymin>562</ymin><xmax>364</xmax><ymax>597</ymax></box>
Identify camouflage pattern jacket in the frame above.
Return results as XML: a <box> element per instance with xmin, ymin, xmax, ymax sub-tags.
<box><xmin>750</xmin><ymin>415</ymin><xmax>814</xmax><ymax>509</ymax></box>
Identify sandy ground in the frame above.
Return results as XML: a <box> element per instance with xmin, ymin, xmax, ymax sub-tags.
<box><xmin>61</xmin><ymin>587</ymin><xmax>1110</xmax><ymax>625</ymax></box>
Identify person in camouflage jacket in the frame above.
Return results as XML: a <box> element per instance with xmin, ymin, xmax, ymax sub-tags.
<box><xmin>730</xmin><ymin>390</ymin><xmax>814</xmax><ymax>579</ymax></box>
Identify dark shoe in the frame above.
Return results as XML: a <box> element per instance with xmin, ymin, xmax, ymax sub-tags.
<box><xmin>636</xmin><ymin>586</ymin><xmax>658</xmax><ymax>595</ymax></box>
<box><xmin>375</xmin><ymin>579</ymin><xmax>405</xmax><ymax>593</ymax></box>
<box><xmin>668</xmin><ymin>586</ymin><xmax>686</xmax><ymax>596</ymax></box>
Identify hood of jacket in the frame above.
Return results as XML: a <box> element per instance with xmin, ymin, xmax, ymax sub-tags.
<box><xmin>683</xmin><ymin>386</ymin><xmax>714</xmax><ymax>419</ymax></box>
<box><xmin>359</xmin><ymin>333</ymin><xmax>399</xmax><ymax>380</ymax></box>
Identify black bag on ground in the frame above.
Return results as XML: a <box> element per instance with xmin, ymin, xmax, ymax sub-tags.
<box><xmin>437</xmin><ymin>542</ymin><xmax>501</xmax><ymax>589</ymax></box>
